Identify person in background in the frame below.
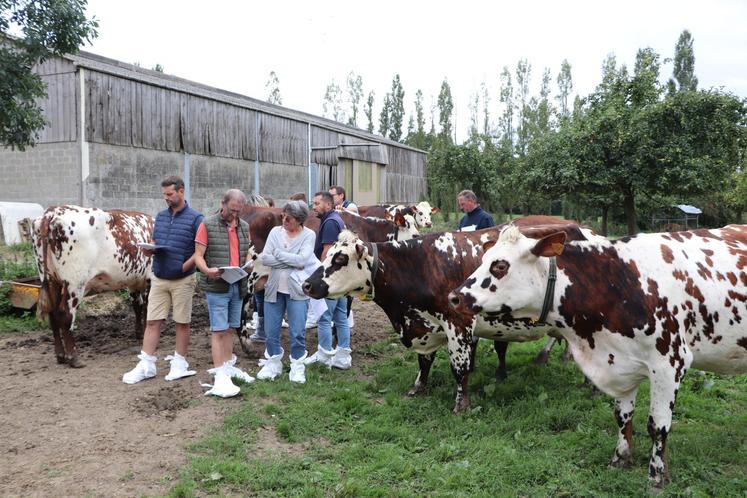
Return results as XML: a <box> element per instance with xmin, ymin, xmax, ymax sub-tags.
<box><xmin>305</xmin><ymin>192</ymin><xmax>352</xmax><ymax>369</ymax></box>
<box><xmin>329</xmin><ymin>185</ymin><xmax>358</xmax><ymax>214</ymax></box>
<box><xmin>256</xmin><ymin>201</ymin><xmax>317</xmax><ymax>384</ymax></box>
<box><xmin>194</xmin><ymin>189</ymin><xmax>255</xmax><ymax>397</ymax></box>
<box><xmin>457</xmin><ymin>189</ymin><xmax>494</xmax><ymax>232</ymax></box>
<box><xmin>289</xmin><ymin>192</ymin><xmax>307</xmax><ymax>204</ymax></box>
<box><xmin>263</xmin><ymin>194</ymin><xmax>275</xmax><ymax>207</ymax></box>
<box><xmin>123</xmin><ymin>176</ymin><xmax>203</xmax><ymax>385</ymax></box>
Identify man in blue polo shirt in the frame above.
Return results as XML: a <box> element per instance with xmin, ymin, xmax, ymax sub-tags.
<box><xmin>123</xmin><ymin>176</ymin><xmax>204</xmax><ymax>384</ymax></box>
<box><xmin>457</xmin><ymin>189</ymin><xmax>494</xmax><ymax>232</ymax></box>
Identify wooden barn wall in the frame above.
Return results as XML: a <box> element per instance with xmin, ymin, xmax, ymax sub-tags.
<box><xmin>383</xmin><ymin>145</ymin><xmax>427</xmax><ymax>203</ymax></box>
<box><xmin>259</xmin><ymin>114</ymin><xmax>307</xmax><ymax>166</ymax></box>
<box><xmin>310</xmin><ymin>126</ymin><xmax>338</xmax><ymax>166</ymax></box>
<box><xmin>36</xmin><ymin>71</ymin><xmax>78</xmax><ymax>143</ymax></box>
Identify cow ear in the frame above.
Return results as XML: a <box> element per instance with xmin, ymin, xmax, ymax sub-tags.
<box><xmin>384</xmin><ymin>211</ymin><xmax>394</xmax><ymax>221</ymax></box>
<box><xmin>394</xmin><ymin>212</ymin><xmax>406</xmax><ymax>227</ymax></box>
<box><xmin>530</xmin><ymin>231</ymin><xmax>567</xmax><ymax>257</ymax></box>
<box><xmin>482</xmin><ymin>240</ymin><xmax>497</xmax><ymax>253</ymax></box>
<box><xmin>355</xmin><ymin>243</ymin><xmax>366</xmax><ymax>259</ymax></box>
<box><xmin>431</xmin><ymin>207</ymin><xmax>440</xmax><ymax>214</ymax></box>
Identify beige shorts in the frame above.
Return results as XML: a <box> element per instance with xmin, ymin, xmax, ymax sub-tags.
<box><xmin>147</xmin><ymin>273</ymin><xmax>197</xmax><ymax>323</ymax></box>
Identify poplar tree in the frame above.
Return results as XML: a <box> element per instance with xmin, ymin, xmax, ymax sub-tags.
<box><xmin>668</xmin><ymin>29</ymin><xmax>698</xmax><ymax>94</ymax></box>
<box><xmin>346</xmin><ymin>71</ymin><xmax>363</xmax><ymax>126</ymax></box>
<box><xmin>498</xmin><ymin>67</ymin><xmax>514</xmax><ymax>148</ymax></box>
<box><xmin>556</xmin><ymin>59</ymin><xmax>573</xmax><ymax>122</ymax></box>
<box><xmin>265</xmin><ymin>71</ymin><xmax>282</xmax><ymax>105</ymax></box>
<box><xmin>364</xmin><ymin>90</ymin><xmax>375</xmax><ymax>133</ymax></box>
<box><xmin>437</xmin><ymin>79</ymin><xmax>454</xmax><ymax>144</ymax></box>
<box><xmin>322</xmin><ymin>80</ymin><xmax>345</xmax><ymax>122</ymax></box>
<box><xmin>388</xmin><ymin>74</ymin><xmax>405</xmax><ymax>141</ymax></box>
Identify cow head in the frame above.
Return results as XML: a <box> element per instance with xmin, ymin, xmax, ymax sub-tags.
<box><xmin>303</xmin><ymin>230</ymin><xmax>374</xmax><ymax>299</ymax></box>
<box><xmin>384</xmin><ymin>212</ymin><xmax>420</xmax><ymax>240</ymax></box>
<box><xmin>413</xmin><ymin>201</ymin><xmax>438</xmax><ymax>228</ymax></box>
<box><xmin>449</xmin><ymin>225</ymin><xmax>566</xmax><ymax>320</ymax></box>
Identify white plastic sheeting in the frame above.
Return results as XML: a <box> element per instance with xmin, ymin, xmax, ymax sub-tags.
<box><xmin>0</xmin><ymin>201</ymin><xmax>44</xmax><ymax>245</ymax></box>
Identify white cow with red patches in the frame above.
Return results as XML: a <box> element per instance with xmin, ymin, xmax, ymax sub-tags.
<box><xmin>32</xmin><ymin>205</ymin><xmax>154</xmax><ymax>367</ymax></box>
<box><xmin>450</xmin><ymin>224</ymin><xmax>747</xmax><ymax>487</ymax></box>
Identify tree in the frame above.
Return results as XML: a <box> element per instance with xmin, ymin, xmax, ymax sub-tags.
<box><xmin>322</xmin><ymin>80</ymin><xmax>345</xmax><ymax>122</ymax></box>
<box><xmin>265</xmin><ymin>70</ymin><xmax>282</xmax><ymax>105</ymax></box>
<box><xmin>514</xmin><ymin>58</ymin><xmax>532</xmax><ymax>156</ymax></box>
<box><xmin>556</xmin><ymin>59</ymin><xmax>573</xmax><ymax>122</ymax></box>
<box><xmin>481</xmin><ymin>81</ymin><xmax>491</xmax><ymax>136</ymax></box>
<box><xmin>404</xmin><ymin>89</ymin><xmax>427</xmax><ymax>149</ymax></box>
<box><xmin>378</xmin><ymin>92</ymin><xmax>391</xmax><ymax>137</ymax></box>
<box><xmin>152</xmin><ymin>63</ymin><xmax>164</xmax><ymax>73</ymax></box>
<box><xmin>498</xmin><ymin>66</ymin><xmax>514</xmax><ymax>149</ymax></box>
<box><xmin>346</xmin><ymin>71</ymin><xmax>363</xmax><ymax>126</ymax></box>
<box><xmin>668</xmin><ymin>29</ymin><xmax>698</xmax><ymax>94</ymax></box>
<box><xmin>437</xmin><ymin>79</ymin><xmax>454</xmax><ymax>144</ymax></box>
<box><xmin>388</xmin><ymin>74</ymin><xmax>405</xmax><ymax>141</ymax></box>
<box><xmin>364</xmin><ymin>90</ymin><xmax>375</xmax><ymax>133</ymax></box>
<box><xmin>1</xmin><ymin>0</ymin><xmax>98</xmax><ymax>150</ymax></box>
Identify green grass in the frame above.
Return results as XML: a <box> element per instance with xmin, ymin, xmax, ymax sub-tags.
<box><xmin>169</xmin><ymin>338</ymin><xmax>747</xmax><ymax>497</ymax></box>
<box><xmin>0</xmin><ymin>243</ymin><xmax>41</xmax><ymax>331</ymax></box>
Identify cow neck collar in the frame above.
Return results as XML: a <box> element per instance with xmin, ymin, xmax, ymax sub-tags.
<box><xmin>537</xmin><ymin>256</ymin><xmax>557</xmax><ymax>324</ymax></box>
<box><xmin>366</xmin><ymin>242</ymin><xmax>379</xmax><ymax>299</ymax></box>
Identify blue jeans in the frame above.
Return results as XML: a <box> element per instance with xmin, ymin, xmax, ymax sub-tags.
<box><xmin>265</xmin><ymin>293</ymin><xmax>308</xmax><ymax>359</ymax></box>
<box><xmin>254</xmin><ymin>290</ymin><xmax>265</xmax><ymax>318</ymax></box>
<box><xmin>317</xmin><ymin>297</ymin><xmax>350</xmax><ymax>351</ymax></box>
<box><xmin>205</xmin><ymin>283</ymin><xmax>242</xmax><ymax>332</ymax></box>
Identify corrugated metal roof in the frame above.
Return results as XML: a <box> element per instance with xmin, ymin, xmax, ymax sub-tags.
<box><xmin>674</xmin><ymin>204</ymin><xmax>702</xmax><ymax>214</ymax></box>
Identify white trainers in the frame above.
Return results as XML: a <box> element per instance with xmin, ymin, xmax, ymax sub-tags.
<box><xmin>304</xmin><ymin>346</ymin><xmax>336</xmax><ymax>367</ymax></box>
<box><xmin>205</xmin><ymin>367</ymin><xmax>241</xmax><ymax>398</ymax></box>
<box><xmin>257</xmin><ymin>349</ymin><xmax>284</xmax><ymax>380</ymax></box>
<box><xmin>164</xmin><ymin>353</ymin><xmax>197</xmax><ymax>381</ymax></box>
<box><xmin>289</xmin><ymin>352</ymin><xmax>308</xmax><ymax>384</ymax></box>
<box><xmin>331</xmin><ymin>348</ymin><xmax>352</xmax><ymax>370</ymax></box>
<box><xmin>122</xmin><ymin>352</ymin><xmax>157</xmax><ymax>384</ymax></box>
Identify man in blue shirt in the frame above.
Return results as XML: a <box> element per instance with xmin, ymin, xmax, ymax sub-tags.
<box><xmin>457</xmin><ymin>189</ymin><xmax>494</xmax><ymax>231</ymax></box>
<box><xmin>123</xmin><ymin>176</ymin><xmax>204</xmax><ymax>384</ymax></box>
<box><xmin>306</xmin><ymin>191</ymin><xmax>352</xmax><ymax>369</ymax></box>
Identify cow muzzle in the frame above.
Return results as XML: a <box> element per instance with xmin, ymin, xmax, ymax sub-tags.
<box><xmin>448</xmin><ymin>288</ymin><xmax>481</xmax><ymax>315</ymax></box>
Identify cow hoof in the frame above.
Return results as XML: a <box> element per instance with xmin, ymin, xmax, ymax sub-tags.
<box><xmin>239</xmin><ymin>337</ymin><xmax>252</xmax><ymax>355</ymax></box>
<box><xmin>407</xmin><ymin>384</ymin><xmax>427</xmax><ymax>397</ymax></box>
<box><xmin>609</xmin><ymin>455</ymin><xmax>633</xmax><ymax>469</ymax></box>
<box><xmin>495</xmin><ymin>370</ymin><xmax>507</xmax><ymax>382</ymax></box>
<box><xmin>56</xmin><ymin>355</ymin><xmax>67</xmax><ymax>365</ymax></box>
<box><xmin>452</xmin><ymin>403</ymin><xmax>469</xmax><ymax>414</ymax></box>
<box><xmin>67</xmin><ymin>356</ymin><xmax>85</xmax><ymax>368</ymax></box>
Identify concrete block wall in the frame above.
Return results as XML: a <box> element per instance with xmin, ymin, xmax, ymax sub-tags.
<box><xmin>0</xmin><ymin>142</ymin><xmax>81</xmax><ymax>208</ymax></box>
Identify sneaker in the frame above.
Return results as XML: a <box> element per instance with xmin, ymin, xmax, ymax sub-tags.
<box><xmin>122</xmin><ymin>352</ymin><xmax>157</xmax><ymax>384</ymax></box>
<box><xmin>205</xmin><ymin>368</ymin><xmax>240</xmax><ymax>398</ymax></box>
<box><xmin>164</xmin><ymin>353</ymin><xmax>197</xmax><ymax>381</ymax></box>
<box><xmin>330</xmin><ymin>348</ymin><xmax>352</xmax><ymax>370</ymax></box>
<box><xmin>289</xmin><ymin>352</ymin><xmax>307</xmax><ymax>384</ymax></box>
<box><xmin>257</xmin><ymin>349</ymin><xmax>284</xmax><ymax>380</ymax></box>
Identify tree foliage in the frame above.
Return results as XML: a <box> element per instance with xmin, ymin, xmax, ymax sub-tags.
<box><xmin>346</xmin><ymin>71</ymin><xmax>362</xmax><ymax>127</ymax></box>
<box><xmin>322</xmin><ymin>80</ymin><xmax>345</xmax><ymax>122</ymax></box>
<box><xmin>265</xmin><ymin>70</ymin><xmax>282</xmax><ymax>105</ymax></box>
<box><xmin>668</xmin><ymin>29</ymin><xmax>698</xmax><ymax>94</ymax></box>
<box><xmin>1</xmin><ymin>0</ymin><xmax>98</xmax><ymax>149</ymax></box>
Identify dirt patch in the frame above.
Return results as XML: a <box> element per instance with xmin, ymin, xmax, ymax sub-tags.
<box><xmin>0</xmin><ymin>292</ymin><xmax>390</xmax><ymax>497</ymax></box>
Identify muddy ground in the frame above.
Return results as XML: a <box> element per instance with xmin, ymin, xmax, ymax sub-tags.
<box><xmin>0</xmin><ymin>293</ymin><xmax>390</xmax><ymax>497</ymax></box>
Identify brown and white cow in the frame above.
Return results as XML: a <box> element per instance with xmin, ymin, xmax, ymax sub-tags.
<box><xmin>358</xmin><ymin>201</ymin><xmax>438</xmax><ymax>228</ymax></box>
<box><xmin>303</xmin><ymin>216</ymin><xmax>591</xmax><ymax>411</ymax></box>
<box><xmin>450</xmin><ymin>224</ymin><xmax>747</xmax><ymax>487</ymax></box>
<box><xmin>32</xmin><ymin>205</ymin><xmax>154</xmax><ymax>367</ymax></box>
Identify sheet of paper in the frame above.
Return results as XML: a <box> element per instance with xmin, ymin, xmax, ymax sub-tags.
<box><xmin>136</xmin><ymin>242</ymin><xmax>166</xmax><ymax>250</ymax></box>
<box><xmin>219</xmin><ymin>266</ymin><xmax>248</xmax><ymax>284</ymax></box>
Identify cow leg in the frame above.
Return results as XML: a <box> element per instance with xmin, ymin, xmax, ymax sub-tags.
<box><xmin>131</xmin><ymin>290</ymin><xmax>146</xmax><ymax>341</ymax></box>
<box><xmin>645</xmin><ymin>369</ymin><xmax>686</xmax><ymax>488</ymax></box>
<box><xmin>562</xmin><ymin>340</ymin><xmax>573</xmax><ymax>362</ymax></box>
<box><xmin>62</xmin><ymin>287</ymin><xmax>84</xmax><ymax>368</ymax></box>
<box><xmin>468</xmin><ymin>337</ymin><xmax>479</xmax><ymax>372</ymax></box>
<box><xmin>407</xmin><ymin>352</ymin><xmax>436</xmax><ymax>397</ymax></box>
<box><xmin>48</xmin><ymin>310</ymin><xmax>66</xmax><ymax>364</ymax></box>
<box><xmin>238</xmin><ymin>293</ymin><xmax>253</xmax><ymax>354</ymax></box>
<box><xmin>609</xmin><ymin>389</ymin><xmax>638</xmax><ymax>469</ymax></box>
<box><xmin>447</xmin><ymin>331</ymin><xmax>475</xmax><ymax>414</ymax></box>
<box><xmin>493</xmin><ymin>341</ymin><xmax>508</xmax><ymax>381</ymax></box>
<box><xmin>534</xmin><ymin>337</ymin><xmax>557</xmax><ymax>365</ymax></box>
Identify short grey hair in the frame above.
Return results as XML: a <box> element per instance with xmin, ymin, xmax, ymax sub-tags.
<box><xmin>283</xmin><ymin>200</ymin><xmax>310</xmax><ymax>224</ymax></box>
<box><xmin>457</xmin><ymin>189</ymin><xmax>477</xmax><ymax>202</ymax></box>
<box><xmin>223</xmin><ymin>189</ymin><xmax>247</xmax><ymax>204</ymax></box>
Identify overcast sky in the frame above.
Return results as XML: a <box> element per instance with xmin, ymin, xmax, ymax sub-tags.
<box><xmin>83</xmin><ymin>0</ymin><xmax>747</xmax><ymax>142</ymax></box>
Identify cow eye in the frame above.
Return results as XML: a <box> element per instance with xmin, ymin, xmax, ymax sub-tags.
<box><xmin>333</xmin><ymin>253</ymin><xmax>349</xmax><ymax>266</ymax></box>
<box><xmin>490</xmin><ymin>260</ymin><xmax>510</xmax><ymax>279</ymax></box>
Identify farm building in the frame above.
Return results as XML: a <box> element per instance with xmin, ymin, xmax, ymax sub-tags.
<box><xmin>0</xmin><ymin>50</ymin><xmax>427</xmax><ymax>215</ymax></box>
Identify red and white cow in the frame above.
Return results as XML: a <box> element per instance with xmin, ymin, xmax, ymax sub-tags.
<box><xmin>358</xmin><ymin>201</ymin><xmax>438</xmax><ymax>228</ymax></box>
<box><xmin>303</xmin><ymin>217</ymin><xmax>590</xmax><ymax>411</ymax></box>
<box><xmin>450</xmin><ymin>224</ymin><xmax>747</xmax><ymax>487</ymax></box>
<box><xmin>32</xmin><ymin>206</ymin><xmax>154</xmax><ymax>367</ymax></box>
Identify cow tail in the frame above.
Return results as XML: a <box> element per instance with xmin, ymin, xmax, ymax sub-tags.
<box><xmin>35</xmin><ymin>215</ymin><xmax>52</xmax><ymax>322</ymax></box>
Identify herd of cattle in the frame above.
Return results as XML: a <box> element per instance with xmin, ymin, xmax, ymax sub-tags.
<box><xmin>28</xmin><ymin>200</ymin><xmax>747</xmax><ymax>487</ymax></box>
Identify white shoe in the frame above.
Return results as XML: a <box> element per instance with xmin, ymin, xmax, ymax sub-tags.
<box><xmin>257</xmin><ymin>349</ymin><xmax>284</xmax><ymax>380</ymax></box>
<box><xmin>331</xmin><ymin>348</ymin><xmax>352</xmax><ymax>370</ymax></box>
<box><xmin>205</xmin><ymin>367</ymin><xmax>241</xmax><ymax>398</ymax></box>
<box><xmin>164</xmin><ymin>353</ymin><xmax>197</xmax><ymax>381</ymax></box>
<box><xmin>227</xmin><ymin>365</ymin><xmax>255</xmax><ymax>383</ymax></box>
<box><xmin>282</xmin><ymin>319</ymin><xmax>289</xmax><ymax>328</ymax></box>
<box><xmin>289</xmin><ymin>352</ymin><xmax>308</xmax><ymax>384</ymax></box>
<box><xmin>304</xmin><ymin>346</ymin><xmax>336</xmax><ymax>367</ymax></box>
<box><xmin>122</xmin><ymin>352</ymin><xmax>157</xmax><ymax>384</ymax></box>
